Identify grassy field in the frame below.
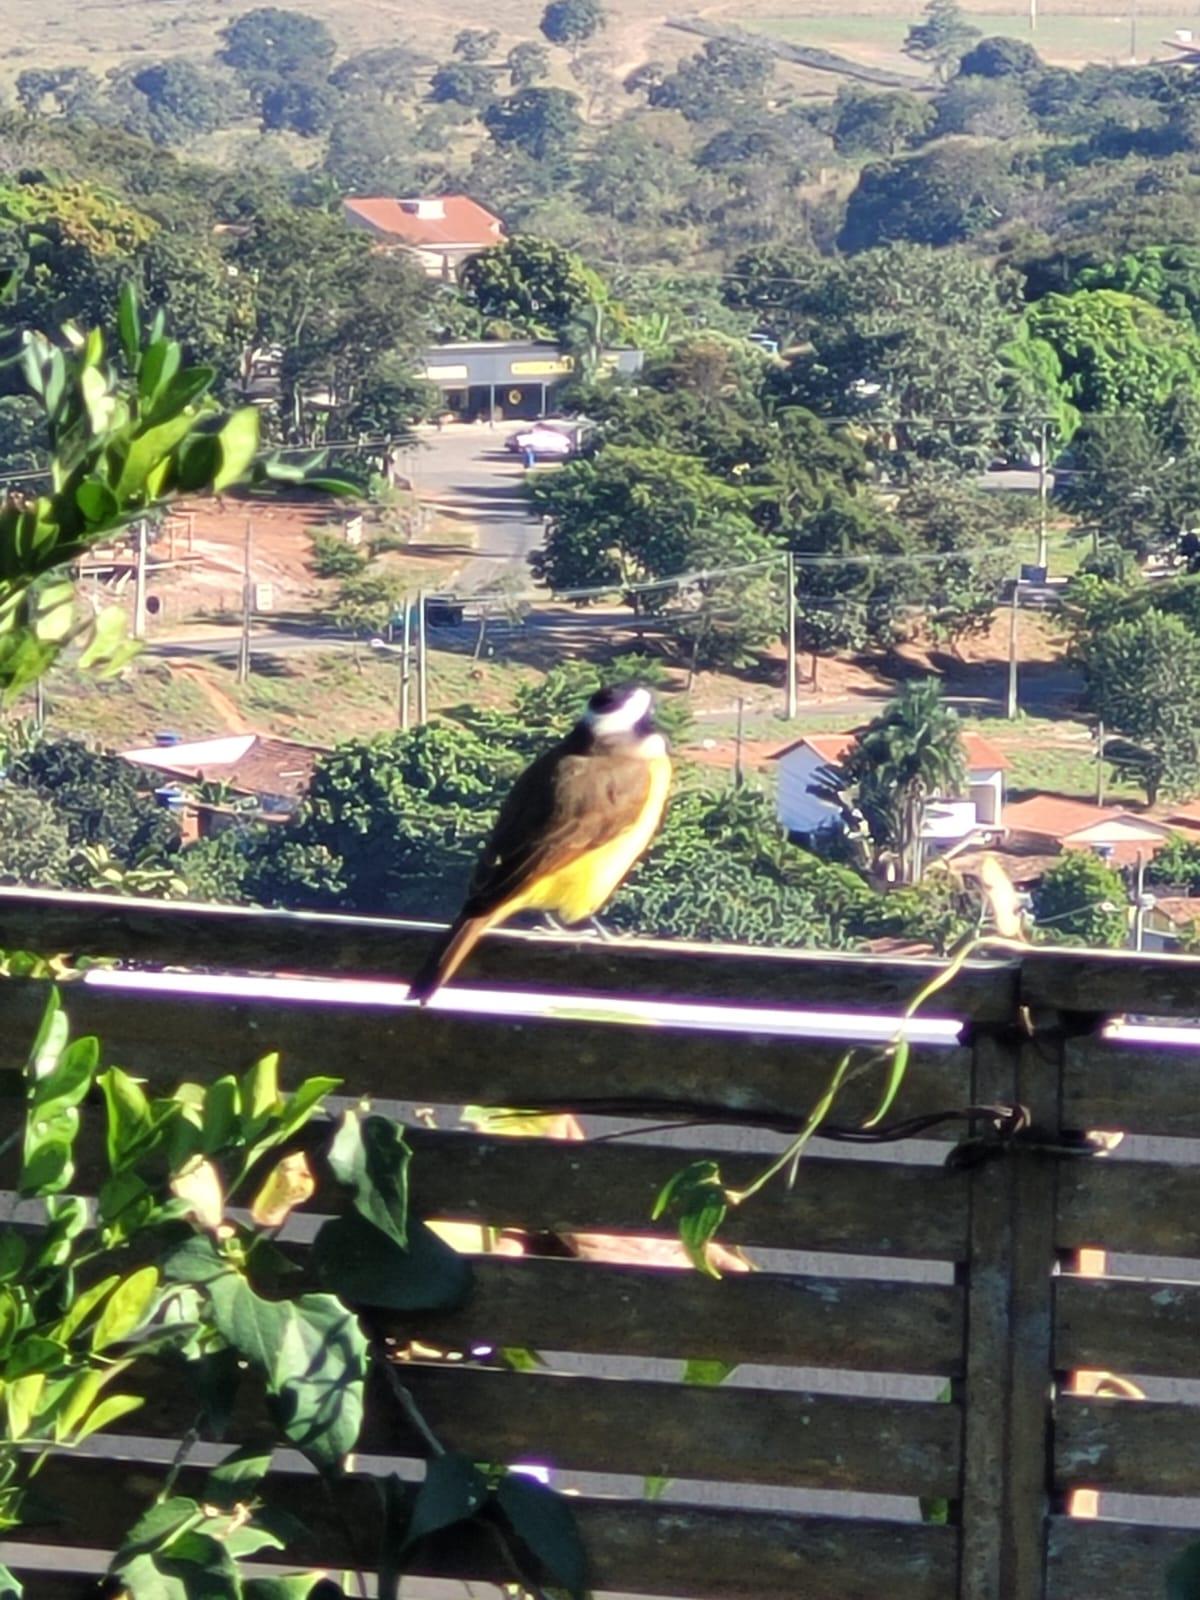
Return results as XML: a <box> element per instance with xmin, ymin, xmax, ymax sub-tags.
<box><xmin>749</xmin><ymin>6</ymin><xmax>1195</xmax><ymax>64</ymax></box>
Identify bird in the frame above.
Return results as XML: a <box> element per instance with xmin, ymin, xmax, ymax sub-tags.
<box><xmin>407</xmin><ymin>683</ymin><xmax>672</xmax><ymax>1004</ymax></box>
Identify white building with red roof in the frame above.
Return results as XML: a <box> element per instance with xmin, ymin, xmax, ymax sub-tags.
<box><xmin>342</xmin><ymin>194</ymin><xmax>505</xmax><ymax>279</ymax></box>
<box><xmin>770</xmin><ymin>729</ymin><xmax>1010</xmax><ymax>846</ymax></box>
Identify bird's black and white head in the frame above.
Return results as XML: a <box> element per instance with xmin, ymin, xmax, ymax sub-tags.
<box><xmin>582</xmin><ymin>684</ymin><xmax>665</xmax><ymax>756</ymax></box>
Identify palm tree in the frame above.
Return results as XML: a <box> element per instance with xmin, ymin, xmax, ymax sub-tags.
<box><xmin>845</xmin><ymin>679</ymin><xmax>967</xmax><ymax>884</ymax></box>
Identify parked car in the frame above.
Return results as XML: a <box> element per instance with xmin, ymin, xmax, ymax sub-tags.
<box><xmin>506</xmin><ymin>425</ymin><xmax>577</xmax><ymax>461</ymax></box>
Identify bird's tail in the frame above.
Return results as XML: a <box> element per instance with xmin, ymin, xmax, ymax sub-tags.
<box><xmin>407</xmin><ymin>913</ymin><xmax>494</xmax><ymax>1005</ymax></box>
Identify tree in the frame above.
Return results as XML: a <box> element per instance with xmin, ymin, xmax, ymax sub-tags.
<box><xmin>1077</xmin><ymin>610</ymin><xmax>1200</xmax><ymax>803</ymax></box>
<box><xmin>324</xmin><ymin>104</ymin><xmax>425</xmax><ymax>193</ymax></box>
<box><xmin>260</xmin><ymin>76</ymin><xmax>339</xmax><ymax>136</ymax></box>
<box><xmin>1054</xmin><ymin>411</ymin><xmax>1200</xmax><ymax>561</ymax></box>
<box><xmin>839</xmin><ymin>141</ymin><xmax>1019</xmax><ymax>252</ymax></box>
<box><xmin>1146</xmin><ymin>831</ymin><xmax>1200</xmax><ymax>891</ymax></box>
<box><xmin>218</xmin><ymin>8</ymin><xmax>337</xmax><ymax>85</ymax></box>
<box><xmin>458</xmin><ymin>236</ymin><xmax>602</xmax><ymax>339</ymax></box>
<box><xmin>430</xmin><ymin>62</ymin><xmax>495</xmax><ymax>108</ymax></box>
<box><xmin>454</xmin><ymin>28</ymin><xmax>500</xmax><ymax>61</ymax></box>
<box><xmin>904</xmin><ymin>0</ymin><xmax>981</xmax><ymax>80</ymax></box>
<box><xmin>0</xmin><ymin>786</ymin><xmax>71</xmax><ymax>887</ymax></box>
<box><xmin>331</xmin><ymin>569</ymin><xmax>403</xmax><ymax>645</ymax></box>
<box><xmin>1033</xmin><ymin>851</ymin><xmax>1128</xmax><ymax>947</ymax></box>
<box><xmin>958</xmin><ymin>35</ymin><xmax>1044</xmax><ymax>77</ymax></box>
<box><xmin>832</xmin><ymin>89</ymin><xmax>935</xmax><ymax>156</ymax></box>
<box><xmin>526</xmin><ymin>443</ymin><xmax>769</xmax><ymax>608</ymax></box>
<box><xmin>896</xmin><ymin>480</ymin><xmax>1014</xmax><ymax>648</ymax></box>
<box><xmin>933</xmin><ymin>77</ymin><xmax>1035</xmax><ymax>140</ymax></box>
<box><xmin>507</xmin><ymin>42</ymin><xmax>551</xmax><ymax>89</ymax></box>
<box><xmin>840</xmin><ymin>679</ymin><xmax>968</xmax><ymax>884</ymax></box>
<box><xmin>650</xmin><ymin>38</ymin><xmax>773</xmax><ymax>123</ymax></box>
<box><xmin>484</xmin><ymin>87</ymin><xmax>583</xmax><ymax>160</ymax></box>
<box><xmin>541</xmin><ymin>0</ymin><xmax>607</xmax><ymax>56</ymax></box>
<box><xmin>329</xmin><ymin>46</ymin><xmax>422</xmax><ymax>103</ymax></box>
<box><xmin>1023</xmin><ymin>290</ymin><xmax>1200</xmax><ymax>415</ymax></box>
<box><xmin>112</xmin><ymin>60</ymin><xmax>241</xmax><ymax>146</ymax></box>
<box><xmin>8</xmin><ymin>739</ymin><xmax>179</xmax><ymax>860</ymax></box>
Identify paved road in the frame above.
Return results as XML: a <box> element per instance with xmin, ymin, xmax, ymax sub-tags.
<box><xmin>403</xmin><ymin>422</ymin><xmax>545</xmax><ymax>595</ymax></box>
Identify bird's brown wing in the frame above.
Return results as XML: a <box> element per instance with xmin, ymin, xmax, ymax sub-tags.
<box><xmin>462</xmin><ymin>744</ymin><xmax>653</xmax><ymax>918</ymax></box>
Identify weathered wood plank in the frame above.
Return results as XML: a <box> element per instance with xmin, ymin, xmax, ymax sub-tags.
<box><xmin>1056</xmin><ymin>1276</ymin><xmax>1200</xmax><ymax>1378</ymax></box>
<box><xmin>6</xmin><ymin>1455</ymin><xmax>959</xmax><ymax>1600</ymax></box>
<box><xmin>0</xmin><ymin>979</ymin><xmax>972</xmax><ymax>1126</ymax></box>
<box><xmin>1058</xmin><ymin>1160</ymin><xmax>1200</xmax><ymax>1254</ymax></box>
<box><xmin>0</xmin><ymin>1118</ymin><xmax>968</xmax><ymax>1259</ymax></box>
<box><xmin>0</xmin><ymin>885</ymin><xmax>1016</xmax><ymax>1016</ymax></box>
<box><xmin>1021</xmin><ymin>946</ymin><xmax>1200</xmax><ymax>1017</ymax></box>
<box><xmin>1064</xmin><ymin>1038</ymin><xmax>1200</xmax><ymax>1137</ymax></box>
<box><xmin>1046</xmin><ymin>1516</ymin><xmax>1199</xmax><ymax>1600</ymax></box>
<box><xmin>396</xmin><ymin>1255</ymin><xmax>965</xmax><ymax>1372</ymax></box>
<box><xmin>1056</xmin><ymin>1397</ymin><xmax>1200</xmax><ymax>1494</ymax></box>
<box><xmin>129</xmin><ymin>1361</ymin><xmax>962</xmax><ymax>1495</ymax></box>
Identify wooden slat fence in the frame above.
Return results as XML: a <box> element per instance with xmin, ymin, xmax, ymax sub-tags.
<box><xmin>2</xmin><ymin>888</ymin><xmax>1200</xmax><ymax>1598</ymax></box>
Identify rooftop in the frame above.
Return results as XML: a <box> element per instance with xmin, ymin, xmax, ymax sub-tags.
<box><xmin>770</xmin><ymin>730</ymin><xmax>1011</xmax><ymax>771</ymax></box>
<box><xmin>1001</xmin><ymin>794</ymin><xmax>1165</xmax><ymax>840</ymax></box>
<box><xmin>342</xmin><ymin>194</ymin><xmax>504</xmax><ymax>248</ymax></box>
<box><xmin>121</xmin><ymin>734</ymin><xmax>325</xmax><ymax>801</ymax></box>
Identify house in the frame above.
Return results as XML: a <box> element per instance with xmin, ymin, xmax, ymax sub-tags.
<box><xmin>1000</xmin><ymin>795</ymin><xmax>1174</xmax><ymax>867</ymax></box>
<box><xmin>342</xmin><ymin>195</ymin><xmax>505</xmax><ymax>280</ymax></box>
<box><xmin>770</xmin><ymin>731</ymin><xmax>1010</xmax><ymax>847</ymax></box>
<box><xmin>420</xmin><ymin>340</ymin><xmax>644</xmax><ymax>423</ymax></box>
<box><xmin>120</xmin><ymin>733</ymin><xmax>324</xmax><ymax>838</ymax></box>
<box><xmin>1141</xmin><ymin>895</ymin><xmax>1200</xmax><ymax>952</ymax></box>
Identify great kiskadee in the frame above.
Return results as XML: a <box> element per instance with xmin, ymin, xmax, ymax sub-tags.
<box><xmin>408</xmin><ymin>683</ymin><xmax>672</xmax><ymax>1003</ymax></box>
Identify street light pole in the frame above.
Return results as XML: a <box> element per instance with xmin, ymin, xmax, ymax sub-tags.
<box><xmin>400</xmin><ymin>600</ymin><xmax>412</xmax><ymax>732</ymax></box>
<box><xmin>785</xmin><ymin>551</ymin><xmax>798</xmax><ymax>720</ymax></box>
<box><xmin>1036</xmin><ymin>420</ymin><xmax>1049</xmax><ymax>573</ymax></box>
<box><xmin>1006</xmin><ymin>570</ymin><xmax>1021</xmax><ymax>720</ymax></box>
<box><xmin>417</xmin><ymin>588</ymin><xmax>428</xmax><ymax>725</ymax></box>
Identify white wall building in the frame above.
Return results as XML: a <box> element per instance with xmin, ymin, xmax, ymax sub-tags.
<box><xmin>770</xmin><ymin>732</ymin><xmax>1009</xmax><ymax>845</ymax></box>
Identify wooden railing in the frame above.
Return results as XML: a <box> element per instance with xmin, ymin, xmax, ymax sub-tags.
<box><xmin>2</xmin><ymin>886</ymin><xmax>1200</xmax><ymax>1599</ymax></box>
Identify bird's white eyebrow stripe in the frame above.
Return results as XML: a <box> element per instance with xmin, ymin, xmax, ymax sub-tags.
<box><xmin>585</xmin><ymin>687</ymin><xmax>652</xmax><ymax>735</ymax></box>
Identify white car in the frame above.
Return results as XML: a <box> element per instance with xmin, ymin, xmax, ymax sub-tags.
<box><xmin>508</xmin><ymin>426</ymin><xmax>576</xmax><ymax>460</ymax></box>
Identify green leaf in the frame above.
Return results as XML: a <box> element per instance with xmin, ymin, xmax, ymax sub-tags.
<box><xmin>161</xmin><ymin>1235</ymin><xmax>231</xmax><ymax>1287</ymax></box>
<box><xmin>204</xmin><ymin>1447</ymin><xmax>272</xmax><ymax>1510</ymax></box>
<box><xmin>91</xmin><ymin>1266</ymin><xmax>159</xmax><ymax>1351</ymax></box>
<box><xmin>173</xmin><ymin>432</ymin><xmax>221</xmax><ymax>494</ymax></box>
<box><xmin>240</xmin><ymin>1052</ymin><xmax>280</xmax><ymax>1129</ymax></box>
<box><xmin>275</xmin><ymin>1076</ymin><xmax>341</xmax><ymax>1142</ymax></box>
<box><xmin>98</xmin><ymin>1066</ymin><xmax>153</xmax><ymax>1172</ymax></box>
<box><xmin>0</xmin><ymin>1562</ymin><xmax>22</xmax><ymax>1600</ymax></box>
<box><xmin>74</xmin><ymin>1392</ymin><xmax>144</xmax><ymax>1443</ymax></box>
<box><xmin>683</xmin><ymin>1358</ymin><xmax>736</xmax><ymax>1387</ymax></box>
<box><xmin>404</xmin><ymin>1453</ymin><xmax>488</xmax><ymax>1549</ymax></box>
<box><xmin>21</xmin><ymin>1031</ymin><xmax>98</xmax><ymax>1196</ymax></box>
<box><xmin>145</xmin><ymin>366</ymin><xmax>216</xmax><ymax>427</ymax></box>
<box><xmin>27</xmin><ymin>990</ymin><xmax>67</xmax><ymax>1081</ymax></box>
<box><xmin>311</xmin><ymin>1213</ymin><xmax>472</xmax><ymax>1313</ymax></box>
<box><xmin>5</xmin><ymin>1372</ymin><xmax>44</xmax><ymax>1439</ymax></box>
<box><xmin>864</xmin><ymin>1037</ymin><xmax>910</xmax><ymax>1129</ymax></box>
<box><xmin>78</xmin><ymin>604</ymin><xmax>134</xmax><ymax>671</ymax></box>
<box><xmin>202</xmin><ymin>1076</ymin><xmax>240</xmax><ymax>1154</ymax></box>
<box><xmin>207</xmin><ymin>1275</ymin><xmax>367</xmax><ymax>1469</ymax></box>
<box><xmin>496</xmin><ymin>1472</ymin><xmax>588</xmax><ymax>1599</ymax></box>
<box><xmin>75</xmin><ymin>480</ymin><xmax>119</xmax><ymax>525</ymax></box>
<box><xmin>115</xmin><ymin>411</ymin><xmax>200</xmax><ymax>498</ymax></box>
<box><xmin>327</xmin><ymin>1112</ymin><xmax>410</xmax><ymax>1247</ymax></box>
<box><xmin>0</xmin><ymin>1234</ymin><xmax>26</xmax><ymax>1284</ymax></box>
<box><xmin>56</xmin><ymin>1273</ymin><xmax>119</xmax><ymax>1342</ymax></box>
<box><xmin>118</xmin><ymin>1495</ymin><xmax>205</xmax><ymax>1555</ymax></box>
<box><xmin>117</xmin><ymin>282</ymin><xmax>141</xmax><ymax>370</ymax></box>
<box><xmin>213</xmin><ymin>408</ymin><xmax>260</xmax><ymax>491</ymax></box>
<box><xmin>652</xmin><ymin>1160</ymin><xmax>728</xmax><ymax>1278</ymax></box>
<box><xmin>139</xmin><ymin>339</ymin><xmax>182</xmax><ymax>408</ymax></box>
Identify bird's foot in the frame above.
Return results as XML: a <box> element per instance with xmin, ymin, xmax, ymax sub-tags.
<box><xmin>536</xmin><ymin>913</ymin><xmax>568</xmax><ymax>936</ymax></box>
<box><xmin>588</xmin><ymin>915</ymin><xmax>631</xmax><ymax>943</ymax></box>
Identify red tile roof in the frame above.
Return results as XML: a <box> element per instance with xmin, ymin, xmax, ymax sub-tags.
<box><xmin>1001</xmin><ymin>795</ymin><xmax>1164</xmax><ymax>841</ymax></box>
<box><xmin>770</xmin><ymin>730</ymin><xmax>1011</xmax><ymax>770</ymax></box>
<box><xmin>342</xmin><ymin>195</ymin><xmax>504</xmax><ymax>249</ymax></box>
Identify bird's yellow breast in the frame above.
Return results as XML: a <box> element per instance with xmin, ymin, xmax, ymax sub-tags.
<box><xmin>512</xmin><ymin>747</ymin><xmax>672</xmax><ymax>925</ymax></box>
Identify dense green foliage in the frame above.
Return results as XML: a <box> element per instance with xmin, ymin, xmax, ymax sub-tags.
<box><xmin>1032</xmin><ymin>849</ymin><xmax>1129</xmax><ymax>946</ymax></box>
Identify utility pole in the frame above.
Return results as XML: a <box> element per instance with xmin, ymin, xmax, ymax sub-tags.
<box><xmin>1036</xmin><ymin>419</ymin><xmax>1049</xmax><ymax>573</ymax></box>
<box><xmin>734</xmin><ymin>696</ymin><xmax>745</xmax><ymax>789</ymax></box>
<box><xmin>132</xmin><ymin>521</ymin><xmax>148</xmax><ymax>641</ymax></box>
<box><xmin>1006</xmin><ymin>571</ymin><xmax>1020</xmax><ymax>719</ymax></box>
<box><xmin>400</xmin><ymin>599</ymin><xmax>412</xmax><ymax>732</ymax></box>
<box><xmin>1095</xmin><ymin>719</ymin><xmax>1106</xmax><ymax>808</ymax></box>
<box><xmin>1130</xmin><ymin>0</ymin><xmax>1139</xmax><ymax>61</ymax></box>
<box><xmin>785</xmin><ymin>551</ymin><xmax>798</xmax><ymax>720</ymax></box>
<box><xmin>416</xmin><ymin>588</ymin><xmax>428</xmax><ymax>725</ymax></box>
<box><xmin>237</xmin><ymin>519</ymin><xmax>252</xmax><ymax>686</ymax></box>
<box><xmin>1133</xmin><ymin>851</ymin><xmax>1148</xmax><ymax>951</ymax></box>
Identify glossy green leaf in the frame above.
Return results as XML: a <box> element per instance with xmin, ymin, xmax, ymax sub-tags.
<box><xmin>21</xmin><ymin>1031</ymin><xmax>98</xmax><ymax>1196</ymax></box>
<box><xmin>201</xmin><ymin>1076</ymin><xmax>239</xmax><ymax>1154</ymax></box>
<box><xmin>0</xmin><ymin>1562</ymin><xmax>22</xmax><ymax>1600</ymax></box>
<box><xmin>55</xmin><ymin>1273</ymin><xmax>118</xmax><ymax>1343</ymax></box>
<box><xmin>92</xmin><ymin>1266</ymin><xmax>159</xmax><ymax>1351</ymax></box>
<box><xmin>138</xmin><ymin>340</ymin><xmax>182</xmax><ymax>408</ymax></box>
<box><xmin>213</xmin><ymin>408</ymin><xmax>260</xmax><ymax>491</ymax></box>
<box><xmin>311</xmin><ymin>1212</ymin><xmax>472</xmax><ymax>1313</ymax></box>
<box><xmin>145</xmin><ymin>366</ymin><xmax>216</xmax><ymax>427</ymax></box>
<box><xmin>78</xmin><ymin>603</ymin><xmax>133</xmax><ymax>671</ymax></box>
<box><xmin>204</xmin><ymin>1447</ymin><xmax>272</xmax><ymax>1510</ymax></box>
<box><xmin>74</xmin><ymin>1391</ymin><xmax>144</xmax><ymax>1443</ymax></box>
<box><xmin>117</xmin><ymin>282</ymin><xmax>141</xmax><ymax>369</ymax></box>
<box><xmin>75</xmin><ymin>480</ymin><xmax>119</xmax><ymax>525</ymax></box>
<box><xmin>0</xmin><ymin>1234</ymin><xmax>26</xmax><ymax>1284</ymax></box>
<box><xmin>496</xmin><ymin>1471</ymin><xmax>588</xmax><ymax>1599</ymax></box>
<box><xmin>404</xmin><ymin>1453</ymin><xmax>488</xmax><ymax>1549</ymax></box>
<box><xmin>327</xmin><ymin>1112</ymin><xmax>410</xmax><ymax>1247</ymax></box>
<box><xmin>240</xmin><ymin>1052</ymin><xmax>280</xmax><ymax>1128</ymax></box>
<box><xmin>207</xmin><ymin>1275</ymin><xmax>367</xmax><ymax>1468</ymax></box>
<box><xmin>98</xmin><ymin>1065</ymin><xmax>153</xmax><ymax>1172</ymax></box>
<box><xmin>864</xmin><ymin>1037</ymin><xmax>911</xmax><ymax>1129</ymax></box>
